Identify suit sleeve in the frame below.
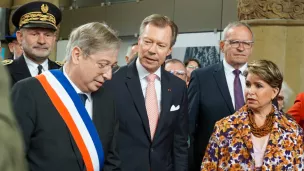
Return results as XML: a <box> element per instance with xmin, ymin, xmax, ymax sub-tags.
<box><xmin>11</xmin><ymin>80</ymin><xmax>36</xmax><ymax>154</ymax></box>
<box><xmin>187</xmin><ymin>70</ymin><xmax>200</xmax><ymax>138</ymax></box>
<box><xmin>200</xmin><ymin>122</ymin><xmax>220</xmax><ymax>171</ymax></box>
<box><xmin>103</xmin><ymin>100</ymin><xmax>121</xmax><ymax>171</ymax></box>
<box><xmin>287</xmin><ymin>93</ymin><xmax>304</xmax><ymax>124</ymax></box>
<box><xmin>174</xmin><ymin>84</ymin><xmax>189</xmax><ymax>171</ymax></box>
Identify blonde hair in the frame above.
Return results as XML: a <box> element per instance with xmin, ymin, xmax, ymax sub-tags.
<box><xmin>244</xmin><ymin>60</ymin><xmax>283</xmax><ymax>93</ymax></box>
<box><xmin>65</xmin><ymin>22</ymin><xmax>120</xmax><ymax>61</ymax></box>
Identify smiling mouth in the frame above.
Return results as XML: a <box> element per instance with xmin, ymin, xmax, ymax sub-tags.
<box><xmin>34</xmin><ymin>47</ymin><xmax>48</xmax><ymax>50</ymax></box>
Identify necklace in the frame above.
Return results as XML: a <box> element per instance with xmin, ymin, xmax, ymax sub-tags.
<box><xmin>248</xmin><ymin>107</ymin><xmax>275</xmax><ymax>138</ymax></box>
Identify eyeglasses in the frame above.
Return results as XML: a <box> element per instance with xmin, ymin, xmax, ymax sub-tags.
<box><xmin>169</xmin><ymin>70</ymin><xmax>186</xmax><ymax>76</ymax></box>
<box><xmin>277</xmin><ymin>95</ymin><xmax>284</xmax><ymax>101</ymax></box>
<box><xmin>81</xmin><ymin>49</ymin><xmax>118</xmax><ymax>73</ymax></box>
<box><xmin>96</xmin><ymin>62</ymin><xmax>119</xmax><ymax>73</ymax></box>
<box><xmin>187</xmin><ymin>65</ymin><xmax>199</xmax><ymax>70</ymax></box>
<box><xmin>224</xmin><ymin>40</ymin><xmax>254</xmax><ymax>49</ymax></box>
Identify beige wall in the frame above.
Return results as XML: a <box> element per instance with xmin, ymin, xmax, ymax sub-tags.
<box><xmin>248</xmin><ymin>20</ymin><xmax>304</xmax><ymax>109</ymax></box>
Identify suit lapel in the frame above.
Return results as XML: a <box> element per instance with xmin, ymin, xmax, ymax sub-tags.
<box><xmin>125</xmin><ymin>61</ymin><xmax>151</xmax><ymax>140</ymax></box>
<box><xmin>153</xmin><ymin>68</ymin><xmax>172</xmax><ymax>141</ymax></box>
<box><xmin>12</xmin><ymin>55</ymin><xmax>32</xmax><ymax>81</ymax></box>
<box><xmin>213</xmin><ymin>63</ymin><xmax>234</xmax><ymax>114</ymax></box>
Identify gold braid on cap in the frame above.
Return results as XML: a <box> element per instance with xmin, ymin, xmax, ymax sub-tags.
<box><xmin>19</xmin><ymin>4</ymin><xmax>57</xmax><ymax>29</ymax></box>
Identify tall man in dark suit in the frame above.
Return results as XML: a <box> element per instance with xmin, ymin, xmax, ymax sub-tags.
<box><xmin>188</xmin><ymin>22</ymin><xmax>254</xmax><ymax>171</ymax></box>
<box><xmin>104</xmin><ymin>14</ymin><xmax>188</xmax><ymax>171</ymax></box>
<box><xmin>4</xmin><ymin>1</ymin><xmax>62</xmax><ymax>86</ymax></box>
<box><xmin>11</xmin><ymin>22</ymin><xmax>121</xmax><ymax>171</ymax></box>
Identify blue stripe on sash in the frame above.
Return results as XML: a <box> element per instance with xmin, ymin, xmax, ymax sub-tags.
<box><xmin>50</xmin><ymin>69</ymin><xmax>104</xmax><ymax>169</ymax></box>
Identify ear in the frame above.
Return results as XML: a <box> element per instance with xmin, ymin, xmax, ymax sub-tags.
<box><xmin>16</xmin><ymin>30</ymin><xmax>23</xmax><ymax>45</ymax></box>
<box><xmin>137</xmin><ymin>37</ymin><xmax>141</xmax><ymax>46</ymax></box>
<box><xmin>166</xmin><ymin>47</ymin><xmax>173</xmax><ymax>56</ymax></box>
<box><xmin>71</xmin><ymin>46</ymin><xmax>82</xmax><ymax>64</ymax></box>
<box><xmin>125</xmin><ymin>56</ymin><xmax>129</xmax><ymax>63</ymax></box>
<box><xmin>272</xmin><ymin>87</ymin><xmax>280</xmax><ymax>100</ymax></box>
<box><xmin>219</xmin><ymin>40</ymin><xmax>225</xmax><ymax>53</ymax></box>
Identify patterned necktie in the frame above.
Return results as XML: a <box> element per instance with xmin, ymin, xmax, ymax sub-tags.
<box><xmin>78</xmin><ymin>93</ymin><xmax>87</xmax><ymax>106</ymax></box>
<box><xmin>233</xmin><ymin>69</ymin><xmax>245</xmax><ymax>111</ymax></box>
<box><xmin>145</xmin><ymin>74</ymin><xmax>159</xmax><ymax>140</ymax></box>
<box><xmin>37</xmin><ymin>65</ymin><xmax>43</xmax><ymax>75</ymax></box>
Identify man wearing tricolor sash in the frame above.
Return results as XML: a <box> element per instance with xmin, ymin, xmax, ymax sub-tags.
<box><xmin>11</xmin><ymin>22</ymin><xmax>121</xmax><ymax>171</ymax></box>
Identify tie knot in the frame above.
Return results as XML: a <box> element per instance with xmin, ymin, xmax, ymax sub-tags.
<box><xmin>78</xmin><ymin>93</ymin><xmax>88</xmax><ymax>105</ymax></box>
<box><xmin>146</xmin><ymin>74</ymin><xmax>157</xmax><ymax>82</ymax></box>
<box><xmin>37</xmin><ymin>65</ymin><xmax>43</xmax><ymax>74</ymax></box>
<box><xmin>233</xmin><ymin>69</ymin><xmax>241</xmax><ymax>76</ymax></box>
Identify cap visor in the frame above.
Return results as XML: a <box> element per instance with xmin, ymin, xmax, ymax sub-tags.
<box><xmin>22</xmin><ymin>22</ymin><xmax>57</xmax><ymax>31</ymax></box>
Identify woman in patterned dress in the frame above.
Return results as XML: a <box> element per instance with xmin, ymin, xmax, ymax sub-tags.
<box><xmin>201</xmin><ymin>60</ymin><xmax>304</xmax><ymax>170</ymax></box>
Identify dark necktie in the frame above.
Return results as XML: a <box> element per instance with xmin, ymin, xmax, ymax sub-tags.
<box><xmin>78</xmin><ymin>93</ymin><xmax>87</xmax><ymax>106</ymax></box>
<box><xmin>37</xmin><ymin>65</ymin><xmax>43</xmax><ymax>75</ymax></box>
<box><xmin>233</xmin><ymin>69</ymin><xmax>245</xmax><ymax>111</ymax></box>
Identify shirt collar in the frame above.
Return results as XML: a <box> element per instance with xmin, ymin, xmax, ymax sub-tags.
<box><xmin>24</xmin><ymin>54</ymin><xmax>48</xmax><ymax>70</ymax></box>
<box><xmin>136</xmin><ymin>58</ymin><xmax>161</xmax><ymax>80</ymax></box>
<box><xmin>63</xmin><ymin>65</ymin><xmax>92</xmax><ymax>102</ymax></box>
<box><xmin>223</xmin><ymin>57</ymin><xmax>247</xmax><ymax>75</ymax></box>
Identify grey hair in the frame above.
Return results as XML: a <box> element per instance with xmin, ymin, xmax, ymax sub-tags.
<box><xmin>64</xmin><ymin>22</ymin><xmax>120</xmax><ymax>61</ymax></box>
<box><xmin>280</xmin><ymin>81</ymin><xmax>294</xmax><ymax>108</ymax></box>
<box><xmin>139</xmin><ymin>14</ymin><xmax>178</xmax><ymax>48</ymax></box>
<box><xmin>222</xmin><ymin>21</ymin><xmax>254</xmax><ymax>41</ymax></box>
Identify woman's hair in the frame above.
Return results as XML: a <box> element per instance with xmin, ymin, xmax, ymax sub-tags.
<box><xmin>244</xmin><ymin>60</ymin><xmax>283</xmax><ymax>93</ymax></box>
<box><xmin>184</xmin><ymin>58</ymin><xmax>201</xmax><ymax>68</ymax></box>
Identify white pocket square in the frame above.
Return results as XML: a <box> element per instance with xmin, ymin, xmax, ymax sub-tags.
<box><xmin>170</xmin><ymin>105</ymin><xmax>180</xmax><ymax>112</ymax></box>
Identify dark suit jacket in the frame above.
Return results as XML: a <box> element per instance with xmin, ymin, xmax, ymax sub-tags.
<box><xmin>5</xmin><ymin>55</ymin><xmax>61</xmax><ymax>86</ymax></box>
<box><xmin>104</xmin><ymin>59</ymin><xmax>188</xmax><ymax>171</ymax></box>
<box><xmin>188</xmin><ymin>62</ymin><xmax>236</xmax><ymax>171</ymax></box>
<box><xmin>11</xmin><ymin>70</ymin><xmax>120</xmax><ymax>171</ymax></box>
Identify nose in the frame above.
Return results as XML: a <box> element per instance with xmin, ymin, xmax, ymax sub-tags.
<box><xmin>37</xmin><ymin>34</ymin><xmax>46</xmax><ymax>44</ymax></box>
<box><xmin>237</xmin><ymin>43</ymin><xmax>245</xmax><ymax>51</ymax></box>
<box><xmin>148</xmin><ymin>43</ymin><xmax>157</xmax><ymax>55</ymax></box>
<box><xmin>103</xmin><ymin>68</ymin><xmax>112</xmax><ymax>81</ymax></box>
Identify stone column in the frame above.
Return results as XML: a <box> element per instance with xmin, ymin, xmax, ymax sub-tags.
<box><xmin>238</xmin><ymin>0</ymin><xmax>304</xmax><ymax>109</ymax></box>
<box><xmin>12</xmin><ymin>0</ymin><xmax>60</xmax><ymax>61</ymax></box>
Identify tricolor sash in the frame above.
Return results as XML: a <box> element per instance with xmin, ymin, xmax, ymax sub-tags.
<box><xmin>36</xmin><ymin>70</ymin><xmax>104</xmax><ymax>171</ymax></box>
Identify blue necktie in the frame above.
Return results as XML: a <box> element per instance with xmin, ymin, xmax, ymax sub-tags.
<box><xmin>78</xmin><ymin>93</ymin><xmax>87</xmax><ymax>106</ymax></box>
<box><xmin>233</xmin><ymin>69</ymin><xmax>245</xmax><ymax>111</ymax></box>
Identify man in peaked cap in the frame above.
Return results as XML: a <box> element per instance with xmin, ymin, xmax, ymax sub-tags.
<box><xmin>3</xmin><ymin>1</ymin><xmax>63</xmax><ymax>86</ymax></box>
<box><xmin>5</xmin><ymin>31</ymin><xmax>23</xmax><ymax>60</ymax></box>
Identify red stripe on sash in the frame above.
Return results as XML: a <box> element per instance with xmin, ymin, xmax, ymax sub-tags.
<box><xmin>36</xmin><ymin>74</ymin><xmax>94</xmax><ymax>171</ymax></box>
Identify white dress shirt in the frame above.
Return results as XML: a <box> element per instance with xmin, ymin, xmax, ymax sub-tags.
<box><xmin>63</xmin><ymin>66</ymin><xmax>93</xmax><ymax>119</ymax></box>
<box><xmin>24</xmin><ymin>55</ymin><xmax>49</xmax><ymax>77</ymax></box>
<box><xmin>223</xmin><ymin>58</ymin><xmax>247</xmax><ymax>110</ymax></box>
<box><xmin>136</xmin><ymin>58</ymin><xmax>162</xmax><ymax>113</ymax></box>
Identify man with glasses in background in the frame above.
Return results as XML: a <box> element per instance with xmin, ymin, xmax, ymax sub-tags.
<box><xmin>165</xmin><ymin>59</ymin><xmax>187</xmax><ymax>82</ymax></box>
<box><xmin>188</xmin><ymin>21</ymin><xmax>254</xmax><ymax>171</ymax></box>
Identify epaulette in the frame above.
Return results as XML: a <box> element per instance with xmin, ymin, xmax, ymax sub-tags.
<box><xmin>55</xmin><ymin>61</ymin><xmax>64</xmax><ymax>66</ymax></box>
<box><xmin>2</xmin><ymin>59</ymin><xmax>13</xmax><ymax>65</ymax></box>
